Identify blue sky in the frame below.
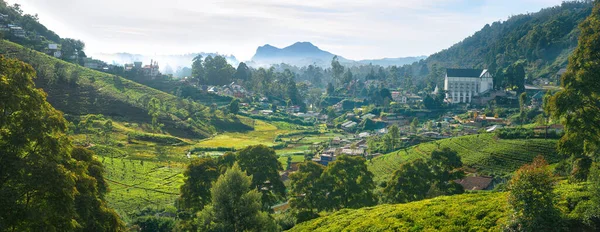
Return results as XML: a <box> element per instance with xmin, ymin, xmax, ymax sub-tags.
<box><xmin>9</xmin><ymin>0</ymin><xmax>565</xmax><ymax>61</ymax></box>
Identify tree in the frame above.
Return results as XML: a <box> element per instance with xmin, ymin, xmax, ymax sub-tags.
<box><xmin>191</xmin><ymin>55</ymin><xmax>205</xmax><ymax>85</ymax></box>
<box><xmin>229</xmin><ymin>98</ymin><xmax>240</xmax><ymax>115</ymax></box>
<box><xmin>203</xmin><ymin>55</ymin><xmax>235</xmax><ymax>85</ymax></box>
<box><xmin>331</xmin><ymin>56</ymin><xmax>344</xmax><ymax>86</ymax></box>
<box><xmin>236</xmin><ymin>145</ymin><xmax>285</xmax><ymax>208</ymax></box>
<box><xmin>410</xmin><ymin>117</ymin><xmax>419</xmax><ymax>133</ymax></box>
<box><xmin>383</xmin><ymin>159</ymin><xmax>432</xmax><ymax>203</ymax></box>
<box><xmin>148</xmin><ymin>97</ymin><xmax>162</xmax><ymax>132</ymax></box>
<box><xmin>102</xmin><ymin>120</ymin><xmax>113</xmax><ymax>143</ymax></box>
<box><xmin>547</xmin><ymin>1</ymin><xmax>600</xmax><ymax>181</ymax></box>
<box><xmin>427</xmin><ymin>148</ymin><xmax>464</xmax><ymax>197</ymax></box>
<box><xmin>383</xmin><ymin>148</ymin><xmax>463</xmax><ymax>204</ymax></box>
<box><xmin>326</xmin><ymin>82</ymin><xmax>335</xmax><ymax>96</ymax></box>
<box><xmin>71</xmin><ymin>147</ymin><xmax>125</xmax><ymax>231</ymax></box>
<box><xmin>196</xmin><ymin>163</ymin><xmax>277</xmax><ymax>232</ymax></box>
<box><xmin>234</xmin><ymin>62</ymin><xmax>251</xmax><ymax>81</ymax></box>
<box><xmin>321</xmin><ymin>156</ymin><xmax>377</xmax><ymax>210</ymax></box>
<box><xmin>389</xmin><ymin>125</ymin><xmax>400</xmax><ymax>149</ymax></box>
<box><xmin>178</xmin><ymin>158</ymin><xmax>220</xmax><ymax>214</ymax></box>
<box><xmin>0</xmin><ymin>57</ymin><xmax>123</xmax><ymax>231</ymax></box>
<box><xmin>506</xmin><ymin>156</ymin><xmax>562</xmax><ymax>231</ymax></box>
<box><xmin>289</xmin><ymin>162</ymin><xmax>326</xmax><ymax>214</ymax></box>
<box><xmin>60</xmin><ymin>38</ymin><xmax>86</xmax><ymax>64</ymax></box>
<box><xmin>519</xmin><ymin>92</ymin><xmax>527</xmax><ymax>125</ymax></box>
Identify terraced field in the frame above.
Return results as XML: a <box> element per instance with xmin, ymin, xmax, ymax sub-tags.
<box><xmin>101</xmin><ymin>156</ymin><xmax>185</xmax><ymax>220</ymax></box>
<box><xmin>290</xmin><ymin>181</ymin><xmax>590</xmax><ymax>232</ymax></box>
<box><xmin>369</xmin><ymin>134</ymin><xmax>559</xmax><ymax>182</ymax></box>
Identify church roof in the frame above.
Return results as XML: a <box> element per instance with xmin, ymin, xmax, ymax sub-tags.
<box><xmin>446</xmin><ymin>68</ymin><xmax>485</xmax><ymax>78</ymax></box>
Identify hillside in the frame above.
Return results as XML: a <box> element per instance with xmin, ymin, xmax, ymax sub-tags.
<box><xmin>368</xmin><ymin>134</ymin><xmax>559</xmax><ymax>182</ymax></box>
<box><xmin>290</xmin><ymin>181</ymin><xmax>590</xmax><ymax>231</ymax></box>
<box><xmin>422</xmin><ymin>1</ymin><xmax>592</xmax><ymax>82</ymax></box>
<box><xmin>291</xmin><ymin>192</ymin><xmax>508</xmax><ymax>231</ymax></box>
<box><xmin>0</xmin><ymin>40</ymin><xmax>252</xmax><ymax>139</ymax></box>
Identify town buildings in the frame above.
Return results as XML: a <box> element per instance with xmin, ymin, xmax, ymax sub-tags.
<box><xmin>444</xmin><ymin>69</ymin><xmax>493</xmax><ymax>104</ymax></box>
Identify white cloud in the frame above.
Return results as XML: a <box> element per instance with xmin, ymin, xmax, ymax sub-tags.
<box><xmin>8</xmin><ymin>0</ymin><xmax>564</xmax><ymax>61</ymax></box>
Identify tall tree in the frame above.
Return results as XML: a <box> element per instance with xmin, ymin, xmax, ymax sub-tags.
<box><xmin>196</xmin><ymin>163</ymin><xmax>277</xmax><ymax>232</ymax></box>
<box><xmin>0</xmin><ymin>57</ymin><xmax>123</xmax><ymax>231</ymax></box>
<box><xmin>236</xmin><ymin>145</ymin><xmax>285</xmax><ymax>209</ymax></box>
<box><xmin>320</xmin><ymin>156</ymin><xmax>377</xmax><ymax>210</ymax></box>
<box><xmin>177</xmin><ymin>158</ymin><xmax>219</xmax><ymax>213</ymax></box>
<box><xmin>506</xmin><ymin>156</ymin><xmax>561</xmax><ymax>231</ymax></box>
<box><xmin>547</xmin><ymin>0</ymin><xmax>600</xmax><ymax>181</ymax></box>
<box><xmin>331</xmin><ymin>56</ymin><xmax>344</xmax><ymax>87</ymax></box>
<box><xmin>191</xmin><ymin>55</ymin><xmax>205</xmax><ymax>85</ymax></box>
<box><xmin>203</xmin><ymin>55</ymin><xmax>235</xmax><ymax>85</ymax></box>
<box><xmin>383</xmin><ymin>159</ymin><xmax>432</xmax><ymax>203</ymax></box>
<box><xmin>233</xmin><ymin>62</ymin><xmax>251</xmax><ymax>82</ymax></box>
<box><xmin>289</xmin><ymin>161</ymin><xmax>326</xmax><ymax>213</ymax></box>
<box><xmin>229</xmin><ymin>98</ymin><xmax>240</xmax><ymax>115</ymax></box>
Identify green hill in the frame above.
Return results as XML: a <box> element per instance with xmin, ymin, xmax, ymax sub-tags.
<box><xmin>369</xmin><ymin>134</ymin><xmax>559</xmax><ymax>183</ymax></box>
<box><xmin>289</xmin><ymin>181</ymin><xmax>589</xmax><ymax>232</ymax></box>
<box><xmin>413</xmin><ymin>1</ymin><xmax>593</xmax><ymax>86</ymax></box>
<box><xmin>0</xmin><ymin>40</ymin><xmax>253</xmax><ymax>139</ymax></box>
<box><xmin>291</xmin><ymin>192</ymin><xmax>508</xmax><ymax>231</ymax></box>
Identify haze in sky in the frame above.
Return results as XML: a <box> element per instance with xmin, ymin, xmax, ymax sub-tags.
<box><xmin>9</xmin><ymin>0</ymin><xmax>564</xmax><ymax>61</ymax></box>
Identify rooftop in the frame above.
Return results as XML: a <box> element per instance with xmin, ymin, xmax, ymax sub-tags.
<box><xmin>446</xmin><ymin>68</ymin><xmax>485</xmax><ymax>78</ymax></box>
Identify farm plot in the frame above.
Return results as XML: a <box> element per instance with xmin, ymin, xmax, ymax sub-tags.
<box><xmin>369</xmin><ymin>134</ymin><xmax>559</xmax><ymax>183</ymax></box>
<box><xmin>100</xmin><ymin>156</ymin><xmax>185</xmax><ymax>217</ymax></box>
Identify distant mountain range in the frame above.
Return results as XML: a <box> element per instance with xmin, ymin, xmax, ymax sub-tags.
<box><xmin>248</xmin><ymin>41</ymin><xmax>426</xmax><ymax>67</ymax></box>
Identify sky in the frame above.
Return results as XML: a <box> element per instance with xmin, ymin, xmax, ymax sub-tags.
<box><xmin>8</xmin><ymin>0</ymin><xmax>565</xmax><ymax>61</ymax></box>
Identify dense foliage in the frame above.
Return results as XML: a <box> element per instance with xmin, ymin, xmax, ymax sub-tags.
<box><xmin>0</xmin><ymin>57</ymin><xmax>123</xmax><ymax>231</ymax></box>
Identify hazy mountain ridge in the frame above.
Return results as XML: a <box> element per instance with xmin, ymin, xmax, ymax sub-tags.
<box><xmin>249</xmin><ymin>41</ymin><xmax>426</xmax><ymax>67</ymax></box>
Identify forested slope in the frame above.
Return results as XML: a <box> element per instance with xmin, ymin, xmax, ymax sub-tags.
<box><xmin>416</xmin><ymin>1</ymin><xmax>593</xmax><ymax>86</ymax></box>
<box><xmin>0</xmin><ymin>40</ymin><xmax>252</xmax><ymax>139</ymax></box>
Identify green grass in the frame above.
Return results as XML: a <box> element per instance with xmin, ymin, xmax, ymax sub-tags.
<box><xmin>369</xmin><ymin>134</ymin><xmax>559</xmax><ymax>183</ymax></box>
<box><xmin>290</xmin><ymin>181</ymin><xmax>591</xmax><ymax>232</ymax></box>
<box><xmin>291</xmin><ymin>192</ymin><xmax>509</xmax><ymax>232</ymax></box>
<box><xmin>196</xmin><ymin>120</ymin><xmax>290</xmax><ymax>149</ymax></box>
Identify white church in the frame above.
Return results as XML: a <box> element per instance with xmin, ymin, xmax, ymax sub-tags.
<box><xmin>444</xmin><ymin>68</ymin><xmax>493</xmax><ymax>104</ymax></box>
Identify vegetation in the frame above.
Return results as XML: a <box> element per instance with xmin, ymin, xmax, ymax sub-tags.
<box><xmin>383</xmin><ymin>148</ymin><xmax>464</xmax><ymax>204</ymax></box>
<box><xmin>369</xmin><ymin>133</ymin><xmax>559</xmax><ymax>182</ymax></box>
<box><xmin>290</xmin><ymin>192</ymin><xmax>510</xmax><ymax>231</ymax></box>
<box><xmin>0</xmin><ymin>57</ymin><xmax>124</xmax><ymax>231</ymax></box>
<box><xmin>505</xmin><ymin>156</ymin><xmax>562</xmax><ymax>231</ymax></box>
<box><xmin>195</xmin><ymin>163</ymin><xmax>277</xmax><ymax>232</ymax></box>
<box><xmin>0</xmin><ymin>40</ymin><xmax>253</xmax><ymax>139</ymax></box>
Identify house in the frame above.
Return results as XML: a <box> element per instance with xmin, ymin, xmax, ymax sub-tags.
<box><xmin>358</xmin><ymin>132</ymin><xmax>371</xmax><ymax>138</ymax></box>
<box><xmin>142</xmin><ymin>60</ymin><xmax>160</xmax><ymax>77</ymax></box>
<box><xmin>259</xmin><ymin>110</ymin><xmax>273</xmax><ymax>115</ymax></box>
<box><xmin>9</xmin><ymin>25</ymin><xmax>25</xmax><ymax>38</ymax></box>
<box><xmin>83</xmin><ymin>58</ymin><xmax>106</xmax><ymax>70</ymax></box>
<box><xmin>361</xmin><ymin>113</ymin><xmax>376</xmax><ymax>120</ymax></box>
<box><xmin>475</xmin><ymin>116</ymin><xmax>504</xmax><ymax>123</ymax></box>
<box><xmin>377</xmin><ymin>128</ymin><xmax>388</xmax><ymax>134</ymax></box>
<box><xmin>444</xmin><ymin>68</ymin><xmax>494</xmax><ymax>104</ymax></box>
<box><xmin>341</xmin><ymin>121</ymin><xmax>357</xmax><ymax>130</ymax></box>
<box><xmin>421</xmin><ymin>131</ymin><xmax>443</xmax><ymax>139</ymax></box>
<box><xmin>454</xmin><ymin>176</ymin><xmax>494</xmax><ymax>191</ymax></box>
<box><xmin>340</xmin><ymin>148</ymin><xmax>364</xmax><ymax>156</ymax></box>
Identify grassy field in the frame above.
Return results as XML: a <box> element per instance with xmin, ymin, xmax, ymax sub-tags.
<box><xmin>290</xmin><ymin>181</ymin><xmax>590</xmax><ymax>232</ymax></box>
<box><xmin>369</xmin><ymin>133</ymin><xmax>559</xmax><ymax>183</ymax></box>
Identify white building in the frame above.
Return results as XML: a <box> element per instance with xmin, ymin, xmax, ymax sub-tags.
<box><xmin>444</xmin><ymin>69</ymin><xmax>493</xmax><ymax>104</ymax></box>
